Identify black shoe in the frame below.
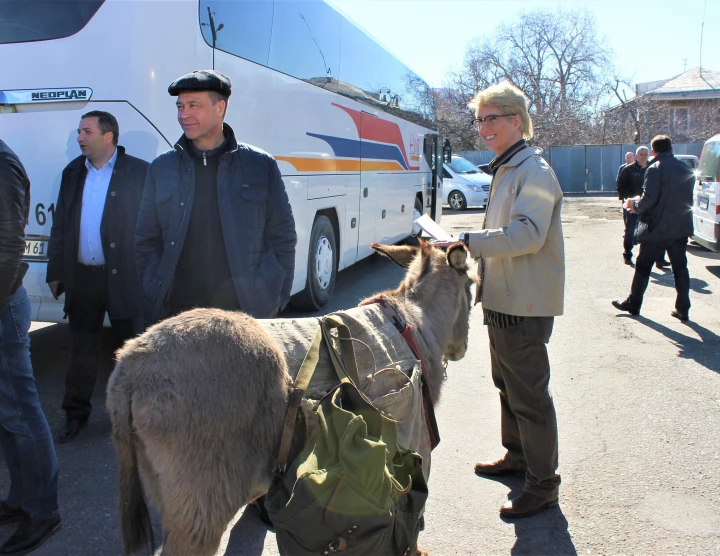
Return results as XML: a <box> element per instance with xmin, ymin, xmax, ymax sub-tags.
<box><xmin>656</xmin><ymin>259</ymin><xmax>671</xmax><ymax>269</ymax></box>
<box><xmin>623</xmin><ymin>256</ymin><xmax>634</xmax><ymax>267</ymax></box>
<box><xmin>0</xmin><ymin>503</ymin><xmax>27</xmax><ymax>527</ymax></box>
<box><xmin>612</xmin><ymin>299</ymin><xmax>639</xmax><ymax>315</ymax></box>
<box><xmin>671</xmin><ymin>310</ymin><xmax>689</xmax><ymax>322</ymax></box>
<box><xmin>0</xmin><ymin>515</ymin><xmax>61</xmax><ymax>555</ymax></box>
<box><xmin>58</xmin><ymin>418</ymin><xmax>87</xmax><ymax>444</ymax></box>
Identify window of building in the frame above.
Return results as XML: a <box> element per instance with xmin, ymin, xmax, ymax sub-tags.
<box><xmin>671</xmin><ymin>107</ymin><xmax>689</xmax><ymax>135</ymax></box>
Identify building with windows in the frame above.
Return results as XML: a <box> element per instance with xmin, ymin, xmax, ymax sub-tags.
<box><xmin>604</xmin><ymin>67</ymin><xmax>720</xmax><ymax>144</ymax></box>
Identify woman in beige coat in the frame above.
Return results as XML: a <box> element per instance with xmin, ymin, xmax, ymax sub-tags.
<box><xmin>435</xmin><ymin>82</ymin><xmax>565</xmax><ymax>518</ymax></box>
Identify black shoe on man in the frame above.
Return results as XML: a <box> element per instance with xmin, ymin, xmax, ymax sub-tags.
<box><xmin>0</xmin><ymin>502</ymin><xmax>27</xmax><ymax>527</ymax></box>
<box><xmin>58</xmin><ymin>418</ymin><xmax>87</xmax><ymax>444</ymax></box>
<box><xmin>671</xmin><ymin>309</ymin><xmax>689</xmax><ymax>322</ymax></box>
<box><xmin>656</xmin><ymin>259</ymin><xmax>671</xmax><ymax>269</ymax></box>
<box><xmin>0</xmin><ymin>515</ymin><xmax>61</xmax><ymax>555</ymax></box>
<box><xmin>500</xmin><ymin>491</ymin><xmax>559</xmax><ymax>519</ymax></box>
<box><xmin>612</xmin><ymin>299</ymin><xmax>639</xmax><ymax>315</ymax></box>
<box><xmin>623</xmin><ymin>255</ymin><xmax>634</xmax><ymax>267</ymax></box>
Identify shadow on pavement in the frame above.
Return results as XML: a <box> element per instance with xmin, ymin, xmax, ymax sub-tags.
<box><xmin>687</xmin><ymin>243</ymin><xmax>720</xmax><ymax>260</ymax></box>
<box><xmin>650</xmin><ymin>271</ymin><xmax>712</xmax><ymax>295</ymax></box>
<box><xmin>223</xmin><ymin>505</ymin><xmax>269</xmax><ymax>556</ymax></box>
<box><xmin>628</xmin><ymin>315</ymin><xmax>720</xmax><ymax>374</ymax></box>
<box><xmin>706</xmin><ymin>265</ymin><xmax>720</xmax><ymax>279</ymax></box>
<box><xmin>508</xmin><ymin>504</ymin><xmax>577</xmax><ymax>555</ymax></box>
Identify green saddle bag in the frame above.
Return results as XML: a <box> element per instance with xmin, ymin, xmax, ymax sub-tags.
<box><xmin>265</xmin><ymin>315</ymin><xmax>428</xmax><ymax>556</ymax></box>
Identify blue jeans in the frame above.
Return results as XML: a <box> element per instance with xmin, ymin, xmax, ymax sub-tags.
<box><xmin>0</xmin><ymin>286</ymin><xmax>59</xmax><ymax>519</ymax></box>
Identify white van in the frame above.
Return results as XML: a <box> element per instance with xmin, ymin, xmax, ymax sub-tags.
<box><xmin>692</xmin><ymin>134</ymin><xmax>720</xmax><ymax>252</ymax></box>
<box><xmin>442</xmin><ymin>155</ymin><xmax>490</xmax><ymax>210</ymax></box>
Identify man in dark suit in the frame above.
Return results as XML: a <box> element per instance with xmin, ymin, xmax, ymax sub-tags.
<box><xmin>47</xmin><ymin>111</ymin><xmax>148</xmax><ymax>443</ymax></box>
<box><xmin>612</xmin><ymin>135</ymin><xmax>696</xmax><ymax>321</ymax></box>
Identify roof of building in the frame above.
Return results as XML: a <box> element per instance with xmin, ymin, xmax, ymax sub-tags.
<box><xmin>637</xmin><ymin>67</ymin><xmax>720</xmax><ymax>100</ymax></box>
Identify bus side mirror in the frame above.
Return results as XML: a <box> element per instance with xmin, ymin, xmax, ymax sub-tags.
<box><xmin>443</xmin><ymin>139</ymin><xmax>452</xmax><ymax>164</ymax></box>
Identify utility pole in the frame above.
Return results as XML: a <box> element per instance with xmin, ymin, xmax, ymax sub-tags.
<box><xmin>700</xmin><ymin>0</ymin><xmax>707</xmax><ymax>76</ymax></box>
<box><xmin>683</xmin><ymin>58</ymin><xmax>688</xmax><ymax>72</ymax></box>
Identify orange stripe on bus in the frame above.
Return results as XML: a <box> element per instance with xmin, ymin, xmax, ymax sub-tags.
<box><xmin>275</xmin><ymin>157</ymin><xmax>404</xmax><ymax>172</ymax></box>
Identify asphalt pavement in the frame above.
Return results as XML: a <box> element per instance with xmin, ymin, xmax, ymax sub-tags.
<box><xmin>3</xmin><ymin>197</ymin><xmax>720</xmax><ymax>555</ymax></box>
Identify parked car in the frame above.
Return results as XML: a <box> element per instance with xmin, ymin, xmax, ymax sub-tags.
<box><xmin>692</xmin><ymin>135</ymin><xmax>720</xmax><ymax>252</ymax></box>
<box><xmin>442</xmin><ymin>155</ymin><xmax>490</xmax><ymax>210</ymax></box>
<box><xmin>676</xmin><ymin>154</ymin><xmax>699</xmax><ymax>172</ymax></box>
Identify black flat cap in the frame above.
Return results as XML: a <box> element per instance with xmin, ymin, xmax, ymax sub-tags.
<box><xmin>168</xmin><ymin>70</ymin><xmax>232</xmax><ymax>97</ymax></box>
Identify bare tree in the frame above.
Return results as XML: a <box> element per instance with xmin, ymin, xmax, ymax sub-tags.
<box><xmin>438</xmin><ymin>6</ymin><xmax>614</xmax><ymax>148</ymax></box>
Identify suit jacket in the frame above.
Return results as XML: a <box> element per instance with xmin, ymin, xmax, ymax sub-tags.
<box><xmin>47</xmin><ymin>146</ymin><xmax>148</xmax><ymax>319</ymax></box>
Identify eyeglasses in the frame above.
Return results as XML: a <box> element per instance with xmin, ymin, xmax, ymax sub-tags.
<box><xmin>471</xmin><ymin>114</ymin><xmax>516</xmax><ymax>126</ymax></box>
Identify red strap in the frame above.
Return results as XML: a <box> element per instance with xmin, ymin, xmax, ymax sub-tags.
<box><xmin>401</xmin><ymin>324</ymin><xmax>440</xmax><ymax>450</ymax></box>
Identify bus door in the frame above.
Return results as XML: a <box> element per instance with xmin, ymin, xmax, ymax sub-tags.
<box><xmin>423</xmin><ymin>133</ymin><xmax>442</xmax><ymax>222</ymax></box>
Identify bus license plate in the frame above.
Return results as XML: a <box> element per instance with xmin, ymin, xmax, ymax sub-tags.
<box><xmin>24</xmin><ymin>239</ymin><xmax>49</xmax><ymax>259</ymax></box>
<box><xmin>698</xmin><ymin>196</ymin><xmax>709</xmax><ymax>210</ymax></box>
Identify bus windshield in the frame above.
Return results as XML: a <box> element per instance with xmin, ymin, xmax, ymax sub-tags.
<box><xmin>0</xmin><ymin>0</ymin><xmax>105</xmax><ymax>44</ymax></box>
<box><xmin>448</xmin><ymin>156</ymin><xmax>479</xmax><ymax>174</ymax></box>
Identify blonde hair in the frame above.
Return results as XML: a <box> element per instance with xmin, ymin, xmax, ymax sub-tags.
<box><xmin>469</xmin><ymin>81</ymin><xmax>533</xmax><ymax>140</ymax></box>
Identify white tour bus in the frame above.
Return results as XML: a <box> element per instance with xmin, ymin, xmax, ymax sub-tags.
<box><xmin>0</xmin><ymin>0</ymin><xmax>444</xmax><ymax>322</ymax></box>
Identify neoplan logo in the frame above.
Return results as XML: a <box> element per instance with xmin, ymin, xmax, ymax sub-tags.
<box><xmin>32</xmin><ymin>89</ymin><xmax>88</xmax><ymax>101</ymax></box>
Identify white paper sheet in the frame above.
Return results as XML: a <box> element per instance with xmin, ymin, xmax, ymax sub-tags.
<box><xmin>414</xmin><ymin>214</ymin><xmax>453</xmax><ymax>241</ymax></box>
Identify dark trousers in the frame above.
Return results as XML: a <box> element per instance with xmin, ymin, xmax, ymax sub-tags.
<box><xmin>624</xmin><ymin>209</ymin><xmax>667</xmax><ymax>263</ymax></box>
<box><xmin>488</xmin><ymin>317</ymin><xmax>560</xmax><ymax>497</ymax></box>
<box><xmin>0</xmin><ymin>287</ymin><xmax>59</xmax><ymax>519</ymax></box>
<box><xmin>63</xmin><ymin>264</ymin><xmax>135</xmax><ymax>421</ymax></box>
<box><xmin>623</xmin><ymin>209</ymin><xmax>638</xmax><ymax>257</ymax></box>
<box><xmin>628</xmin><ymin>237</ymin><xmax>691</xmax><ymax>313</ymax></box>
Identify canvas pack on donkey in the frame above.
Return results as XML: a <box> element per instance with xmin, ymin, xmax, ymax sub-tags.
<box><xmin>261</xmin><ymin>307</ymin><xmax>438</xmax><ymax>555</ymax></box>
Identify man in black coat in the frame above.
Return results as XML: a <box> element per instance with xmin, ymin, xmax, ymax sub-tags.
<box><xmin>0</xmin><ymin>139</ymin><xmax>61</xmax><ymax>554</ymax></box>
<box><xmin>617</xmin><ymin>146</ymin><xmax>670</xmax><ymax>268</ymax></box>
<box><xmin>47</xmin><ymin>111</ymin><xmax>148</xmax><ymax>443</ymax></box>
<box><xmin>612</xmin><ymin>135</ymin><xmax>696</xmax><ymax>321</ymax></box>
<box><xmin>135</xmin><ymin>70</ymin><xmax>296</xmax><ymax>325</ymax></box>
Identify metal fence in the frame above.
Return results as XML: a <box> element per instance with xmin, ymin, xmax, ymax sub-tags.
<box><xmin>457</xmin><ymin>142</ymin><xmax>705</xmax><ymax>193</ymax></box>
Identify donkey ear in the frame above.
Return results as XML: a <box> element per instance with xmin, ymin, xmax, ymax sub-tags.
<box><xmin>446</xmin><ymin>242</ymin><xmax>469</xmax><ymax>271</ymax></box>
<box><xmin>371</xmin><ymin>242</ymin><xmax>420</xmax><ymax>269</ymax></box>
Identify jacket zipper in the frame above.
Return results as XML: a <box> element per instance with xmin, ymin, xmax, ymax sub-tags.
<box><xmin>203</xmin><ymin>152</ymin><xmax>207</xmax><ymax>166</ymax></box>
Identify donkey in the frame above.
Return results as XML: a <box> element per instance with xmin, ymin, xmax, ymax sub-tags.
<box><xmin>107</xmin><ymin>240</ymin><xmax>474</xmax><ymax>555</ymax></box>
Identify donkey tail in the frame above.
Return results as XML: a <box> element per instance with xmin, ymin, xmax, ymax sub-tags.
<box><xmin>108</xmin><ymin>360</ymin><xmax>155</xmax><ymax>555</ymax></box>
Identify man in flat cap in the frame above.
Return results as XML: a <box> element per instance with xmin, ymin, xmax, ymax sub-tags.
<box><xmin>135</xmin><ymin>70</ymin><xmax>297</xmax><ymax>325</ymax></box>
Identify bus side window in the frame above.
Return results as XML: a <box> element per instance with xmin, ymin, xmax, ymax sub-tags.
<box><xmin>199</xmin><ymin>0</ymin><xmax>273</xmax><ymax>66</ymax></box>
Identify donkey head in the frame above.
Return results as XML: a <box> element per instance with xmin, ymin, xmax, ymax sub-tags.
<box><xmin>369</xmin><ymin>239</ymin><xmax>475</xmax><ymax>363</ymax></box>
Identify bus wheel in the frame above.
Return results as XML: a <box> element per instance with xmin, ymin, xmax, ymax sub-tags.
<box><xmin>448</xmin><ymin>190</ymin><xmax>467</xmax><ymax>211</ymax></box>
<box><xmin>293</xmin><ymin>215</ymin><xmax>337</xmax><ymax>311</ymax></box>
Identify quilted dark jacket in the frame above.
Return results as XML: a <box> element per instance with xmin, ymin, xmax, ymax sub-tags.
<box><xmin>635</xmin><ymin>152</ymin><xmax>696</xmax><ymax>244</ymax></box>
<box><xmin>0</xmin><ymin>140</ymin><xmax>30</xmax><ymax>309</ymax></box>
<box><xmin>135</xmin><ymin>124</ymin><xmax>296</xmax><ymax>325</ymax></box>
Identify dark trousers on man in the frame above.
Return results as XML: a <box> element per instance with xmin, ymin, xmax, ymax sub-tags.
<box><xmin>623</xmin><ymin>209</ymin><xmax>638</xmax><ymax>259</ymax></box>
<box><xmin>488</xmin><ymin>317</ymin><xmax>560</xmax><ymax>498</ymax></box>
<box><xmin>63</xmin><ymin>264</ymin><xmax>135</xmax><ymax>422</ymax></box>
<box><xmin>628</xmin><ymin>237</ymin><xmax>691</xmax><ymax>313</ymax></box>
<box><xmin>624</xmin><ymin>209</ymin><xmax>668</xmax><ymax>265</ymax></box>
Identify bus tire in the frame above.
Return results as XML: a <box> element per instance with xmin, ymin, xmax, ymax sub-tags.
<box><xmin>448</xmin><ymin>190</ymin><xmax>467</xmax><ymax>211</ymax></box>
<box><xmin>293</xmin><ymin>215</ymin><xmax>337</xmax><ymax>311</ymax></box>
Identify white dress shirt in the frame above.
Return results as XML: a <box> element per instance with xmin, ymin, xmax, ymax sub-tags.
<box><xmin>77</xmin><ymin>149</ymin><xmax>117</xmax><ymax>265</ymax></box>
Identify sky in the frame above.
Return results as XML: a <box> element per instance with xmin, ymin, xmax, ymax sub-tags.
<box><xmin>330</xmin><ymin>0</ymin><xmax>720</xmax><ymax>100</ymax></box>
